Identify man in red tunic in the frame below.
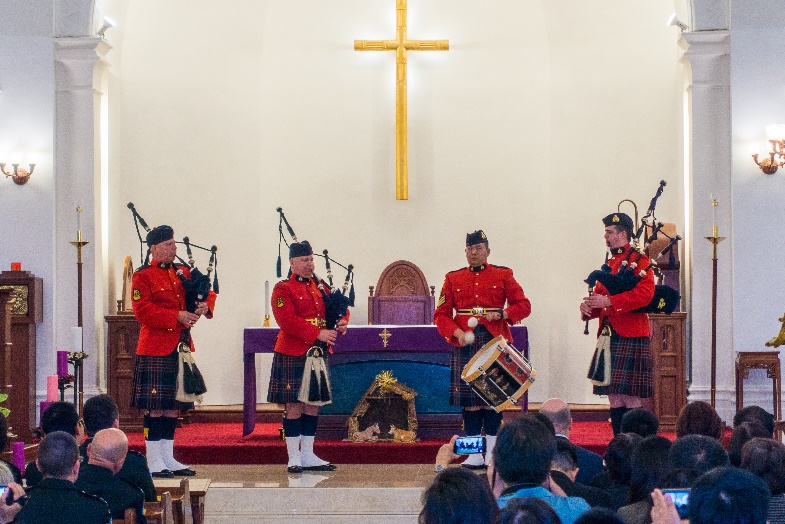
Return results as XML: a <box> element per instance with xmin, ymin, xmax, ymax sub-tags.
<box><xmin>580</xmin><ymin>213</ymin><xmax>655</xmax><ymax>435</ymax></box>
<box><xmin>131</xmin><ymin>225</ymin><xmax>216</xmax><ymax>477</ymax></box>
<box><xmin>268</xmin><ymin>241</ymin><xmax>348</xmax><ymax>473</ymax></box>
<box><xmin>434</xmin><ymin>230</ymin><xmax>532</xmax><ymax>469</ymax></box>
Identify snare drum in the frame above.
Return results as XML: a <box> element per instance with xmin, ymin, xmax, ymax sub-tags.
<box><xmin>461</xmin><ymin>335</ymin><xmax>536</xmax><ymax>412</ymax></box>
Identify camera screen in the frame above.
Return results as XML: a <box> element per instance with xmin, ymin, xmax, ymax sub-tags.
<box><xmin>663</xmin><ymin>489</ymin><xmax>690</xmax><ymax>519</ymax></box>
<box><xmin>454</xmin><ymin>436</ymin><xmax>486</xmax><ymax>455</ymax></box>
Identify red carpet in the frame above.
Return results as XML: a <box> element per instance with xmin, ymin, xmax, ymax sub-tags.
<box><xmin>127</xmin><ymin>421</ymin><xmax>645</xmax><ymax>465</ymax></box>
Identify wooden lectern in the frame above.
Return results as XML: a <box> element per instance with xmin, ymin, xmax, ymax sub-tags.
<box><xmin>0</xmin><ymin>271</ymin><xmax>42</xmax><ymax>441</ymax></box>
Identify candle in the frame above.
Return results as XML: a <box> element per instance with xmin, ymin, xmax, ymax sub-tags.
<box><xmin>46</xmin><ymin>375</ymin><xmax>58</xmax><ymax>401</ymax></box>
<box><xmin>711</xmin><ymin>194</ymin><xmax>718</xmax><ymax>238</ymax></box>
<box><xmin>40</xmin><ymin>400</ymin><xmax>52</xmax><ymax>418</ymax></box>
<box><xmin>265</xmin><ymin>280</ymin><xmax>270</xmax><ymax>318</ymax></box>
<box><xmin>12</xmin><ymin>442</ymin><xmax>25</xmax><ymax>471</ymax></box>
<box><xmin>72</xmin><ymin>327</ymin><xmax>82</xmax><ymax>352</ymax></box>
<box><xmin>76</xmin><ymin>204</ymin><xmax>82</xmax><ymax>242</ymax></box>
<box><xmin>57</xmin><ymin>351</ymin><xmax>68</xmax><ymax>376</ymax></box>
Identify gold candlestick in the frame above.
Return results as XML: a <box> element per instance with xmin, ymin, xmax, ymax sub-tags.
<box><xmin>68</xmin><ymin>205</ymin><xmax>89</xmax><ymax>416</ymax></box>
<box><xmin>705</xmin><ymin>197</ymin><xmax>725</xmax><ymax>408</ymax></box>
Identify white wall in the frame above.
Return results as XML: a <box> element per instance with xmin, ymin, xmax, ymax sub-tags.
<box><xmin>98</xmin><ymin>0</ymin><xmax>684</xmax><ymax>406</ymax></box>
<box><xmin>731</xmin><ymin>1</ymin><xmax>785</xmax><ymax>410</ymax></box>
<box><xmin>0</xmin><ymin>0</ymin><xmax>56</xmax><ymax>416</ymax></box>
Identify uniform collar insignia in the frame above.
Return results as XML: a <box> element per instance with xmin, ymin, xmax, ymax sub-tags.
<box><xmin>610</xmin><ymin>246</ymin><xmax>626</xmax><ymax>255</ymax></box>
<box><xmin>295</xmin><ymin>275</ymin><xmax>310</xmax><ymax>283</ymax></box>
<box><xmin>469</xmin><ymin>264</ymin><xmax>487</xmax><ymax>272</ymax></box>
<box><xmin>157</xmin><ymin>262</ymin><xmax>172</xmax><ymax>269</ymax></box>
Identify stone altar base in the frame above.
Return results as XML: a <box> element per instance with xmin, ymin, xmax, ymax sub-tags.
<box><xmin>201</xmin><ymin>464</ymin><xmax>434</xmax><ymax>523</ymax></box>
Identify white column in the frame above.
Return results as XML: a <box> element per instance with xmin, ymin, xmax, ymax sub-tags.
<box><xmin>54</xmin><ymin>37</ymin><xmax>111</xmax><ymax>401</ymax></box>
<box><xmin>681</xmin><ymin>31</ymin><xmax>734</xmax><ymax>420</ymax></box>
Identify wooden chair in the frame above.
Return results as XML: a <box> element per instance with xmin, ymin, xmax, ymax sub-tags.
<box><xmin>144</xmin><ymin>491</ymin><xmax>174</xmax><ymax>524</ymax></box>
<box><xmin>155</xmin><ymin>478</ymin><xmax>194</xmax><ymax>524</ymax></box>
<box><xmin>124</xmin><ymin>507</ymin><xmax>137</xmax><ymax>524</ymax></box>
<box><xmin>368</xmin><ymin>260</ymin><xmax>435</xmax><ymax>325</ymax></box>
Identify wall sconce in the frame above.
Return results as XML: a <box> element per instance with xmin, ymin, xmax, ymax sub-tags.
<box><xmin>752</xmin><ymin>124</ymin><xmax>785</xmax><ymax>175</ymax></box>
<box><xmin>667</xmin><ymin>13</ymin><xmax>689</xmax><ymax>32</ymax></box>
<box><xmin>0</xmin><ymin>163</ymin><xmax>36</xmax><ymax>185</ymax></box>
<box><xmin>96</xmin><ymin>17</ymin><xmax>116</xmax><ymax>39</ymax></box>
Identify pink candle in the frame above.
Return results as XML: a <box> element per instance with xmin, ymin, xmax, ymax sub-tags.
<box><xmin>12</xmin><ymin>442</ymin><xmax>24</xmax><ymax>471</ymax></box>
<box><xmin>57</xmin><ymin>351</ymin><xmax>68</xmax><ymax>376</ymax></box>
<box><xmin>46</xmin><ymin>375</ymin><xmax>58</xmax><ymax>401</ymax></box>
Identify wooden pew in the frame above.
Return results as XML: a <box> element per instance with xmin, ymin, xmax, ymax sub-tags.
<box><xmin>144</xmin><ymin>490</ymin><xmax>174</xmax><ymax>524</ymax></box>
<box><xmin>156</xmin><ymin>478</ymin><xmax>213</xmax><ymax>524</ymax></box>
<box><xmin>124</xmin><ymin>507</ymin><xmax>137</xmax><ymax>524</ymax></box>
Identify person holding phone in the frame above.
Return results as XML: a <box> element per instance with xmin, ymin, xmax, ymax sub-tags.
<box><xmin>435</xmin><ymin>230</ymin><xmax>532</xmax><ymax>469</ymax></box>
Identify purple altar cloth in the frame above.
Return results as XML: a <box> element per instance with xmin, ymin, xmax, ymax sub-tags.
<box><xmin>243</xmin><ymin>325</ymin><xmax>529</xmax><ymax>436</ymax></box>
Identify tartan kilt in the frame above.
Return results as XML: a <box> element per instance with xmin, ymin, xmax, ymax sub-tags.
<box><xmin>593</xmin><ymin>331</ymin><xmax>653</xmax><ymax>398</ymax></box>
<box><xmin>450</xmin><ymin>326</ymin><xmax>494</xmax><ymax>407</ymax></box>
<box><xmin>131</xmin><ymin>349</ymin><xmax>194</xmax><ymax>411</ymax></box>
<box><xmin>267</xmin><ymin>352</ymin><xmax>314</xmax><ymax>404</ymax></box>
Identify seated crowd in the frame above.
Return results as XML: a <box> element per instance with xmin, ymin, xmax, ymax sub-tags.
<box><xmin>423</xmin><ymin>399</ymin><xmax>785</xmax><ymax>524</ymax></box>
<box><xmin>0</xmin><ymin>395</ymin><xmax>156</xmax><ymax>524</ymax></box>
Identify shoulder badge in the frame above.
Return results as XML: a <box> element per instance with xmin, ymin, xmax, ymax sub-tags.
<box><xmin>277</xmin><ymin>297</ymin><xmax>284</xmax><ymax>308</ymax></box>
<box><xmin>134</xmin><ymin>264</ymin><xmax>150</xmax><ymax>273</ymax></box>
<box><xmin>437</xmin><ymin>294</ymin><xmax>446</xmax><ymax>307</ymax></box>
<box><xmin>132</xmin><ymin>289</ymin><xmax>141</xmax><ymax>301</ymax></box>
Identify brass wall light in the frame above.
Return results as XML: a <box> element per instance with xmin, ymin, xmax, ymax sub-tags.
<box><xmin>752</xmin><ymin>124</ymin><xmax>785</xmax><ymax>175</ymax></box>
<box><xmin>1</xmin><ymin>163</ymin><xmax>36</xmax><ymax>185</ymax></box>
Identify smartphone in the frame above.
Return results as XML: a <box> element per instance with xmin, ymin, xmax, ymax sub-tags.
<box><xmin>662</xmin><ymin>488</ymin><xmax>690</xmax><ymax>519</ymax></box>
<box><xmin>453</xmin><ymin>436</ymin><xmax>486</xmax><ymax>455</ymax></box>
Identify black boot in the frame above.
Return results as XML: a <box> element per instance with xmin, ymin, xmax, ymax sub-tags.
<box><xmin>609</xmin><ymin>407</ymin><xmax>628</xmax><ymax>436</ymax></box>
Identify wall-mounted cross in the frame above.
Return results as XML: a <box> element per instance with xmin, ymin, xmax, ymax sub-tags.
<box><xmin>354</xmin><ymin>0</ymin><xmax>449</xmax><ymax>200</ymax></box>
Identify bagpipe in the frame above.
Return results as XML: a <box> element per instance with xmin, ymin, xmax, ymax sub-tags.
<box><xmin>276</xmin><ymin>207</ymin><xmax>355</xmax><ymax>405</ymax></box>
<box><xmin>583</xmin><ymin>181</ymin><xmax>681</xmax><ymax>335</ymax></box>
<box><xmin>127</xmin><ymin>202</ymin><xmax>219</xmax><ymax>316</ymax></box>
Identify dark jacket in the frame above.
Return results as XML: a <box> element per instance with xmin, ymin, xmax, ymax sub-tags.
<box><xmin>75</xmin><ymin>463</ymin><xmax>146</xmax><ymax>524</ymax></box>
<box><xmin>14</xmin><ymin>477</ymin><xmax>110</xmax><ymax>524</ymax></box>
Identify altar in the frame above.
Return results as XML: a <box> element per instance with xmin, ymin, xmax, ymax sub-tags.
<box><xmin>243</xmin><ymin>325</ymin><xmax>529</xmax><ymax>437</ymax></box>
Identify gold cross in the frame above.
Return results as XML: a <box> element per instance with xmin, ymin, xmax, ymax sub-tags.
<box><xmin>355</xmin><ymin>0</ymin><xmax>449</xmax><ymax>200</ymax></box>
<box><xmin>379</xmin><ymin>328</ymin><xmax>393</xmax><ymax>348</ymax></box>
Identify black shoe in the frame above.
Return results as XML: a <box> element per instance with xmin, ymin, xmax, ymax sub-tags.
<box><xmin>460</xmin><ymin>463</ymin><xmax>487</xmax><ymax>471</ymax></box>
<box><xmin>302</xmin><ymin>463</ymin><xmax>337</xmax><ymax>471</ymax></box>
<box><xmin>151</xmin><ymin>469</ymin><xmax>175</xmax><ymax>478</ymax></box>
<box><xmin>172</xmin><ymin>468</ymin><xmax>197</xmax><ymax>477</ymax></box>
<box><xmin>287</xmin><ymin>465</ymin><xmax>303</xmax><ymax>474</ymax></box>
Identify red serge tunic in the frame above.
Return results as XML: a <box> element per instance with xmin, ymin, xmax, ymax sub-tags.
<box><xmin>434</xmin><ymin>264</ymin><xmax>532</xmax><ymax>347</ymax></box>
<box><xmin>132</xmin><ymin>261</ymin><xmax>216</xmax><ymax>356</ymax></box>
<box><xmin>272</xmin><ymin>274</ymin><xmax>351</xmax><ymax>357</ymax></box>
<box><xmin>586</xmin><ymin>245</ymin><xmax>655</xmax><ymax>338</ymax></box>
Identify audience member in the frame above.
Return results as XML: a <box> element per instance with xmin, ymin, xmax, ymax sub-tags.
<box><xmin>733</xmin><ymin>405</ymin><xmax>775</xmax><ymax>437</ymax></box>
<box><xmin>14</xmin><ymin>431</ymin><xmax>110</xmax><ymax>524</ymax></box>
<box><xmin>496</xmin><ymin>497</ymin><xmax>563</xmax><ymax>524</ymax></box>
<box><xmin>688</xmin><ymin>467</ymin><xmax>769</xmax><ymax>524</ymax></box>
<box><xmin>617</xmin><ymin>435</ymin><xmax>672</xmax><ymax>524</ymax></box>
<box><xmin>0</xmin><ymin>414</ymin><xmax>20</xmax><ymax>484</ymax></box>
<box><xmin>492</xmin><ymin>415</ymin><xmax>590</xmax><ymax>524</ymax></box>
<box><xmin>82</xmin><ymin>394</ymin><xmax>156</xmax><ymax>501</ymax></box>
<box><xmin>76</xmin><ymin>428</ymin><xmax>146</xmax><ymax>524</ymax></box>
<box><xmin>675</xmin><ymin>401</ymin><xmax>723</xmax><ymax>440</ymax></box>
<box><xmin>741</xmin><ymin>437</ymin><xmax>785</xmax><ymax>524</ymax></box>
<box><xmin>728</xmin><ymin>421</ymin><xmax>770</xmax><ymax>467</ymax></box>
<box><xmin>540</xmin><ymin>398</ymin><xmax>604</xmax><ymax>484</ymax></box>
<box><xmin>25</xmin><ymin>401</ymin><xmax>83</xmax><ymax>487</ymax></box>
<box><xmin>590</xmin><ymin>433</ymin><xmax>642</xmax><ymax>511</ymax></box>
<box><xmin>419</xmin><ymin>467</ymin><xmax>498</xmax><ymax>524</ymax></box>
<box><xmin>574</xmin><ymin>507</ymin><xmax>626</xmax><ymax>524</ymax></box>
<box><xmin>619</xmin><ymin>409</ymin><xmax>659</xmax><ymax>438</ymax></box>
<box><xmin>550</xmin><ymin>437</ymin><xmax>611</xmax><ymax>508</ymax></box>
<box><xmin>667</xmin><ymin>434</ymin><xmax>729</xmax><ymax>474</ymax></box>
